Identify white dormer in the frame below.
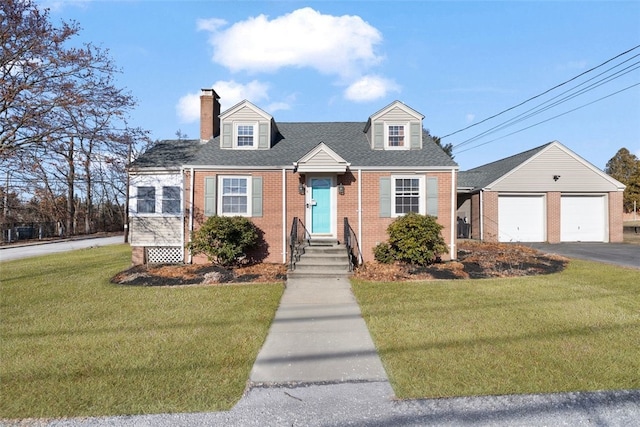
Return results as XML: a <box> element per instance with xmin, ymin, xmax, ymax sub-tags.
<box><xmin>364</xmin><ymin>101</ymin><xmax>424</xmax><ymax>150</ymax></box>
<box><xmin>294</xmin><ymin>142</ymin><xmax>351</xmax><ymax>173</ymax></box>
<box><xmin>219</xmin><ymin>100</ymin><xmax>274</xmax><ymax>150</ymax></box>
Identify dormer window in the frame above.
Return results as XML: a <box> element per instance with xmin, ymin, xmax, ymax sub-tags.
<box><xmin>235</xmin><ymin>123</ymin><xmax>256</xmax><ymax>148</ymax></box>
<box><xmin>385</xmin><ymin>124</ymin><xmax>408</xmax><ymax>149</ymax></box>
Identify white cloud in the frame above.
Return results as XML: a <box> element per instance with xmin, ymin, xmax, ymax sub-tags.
<box><xmin>213</xmin><ymin>80</ymin><xmax>270</xmax><ymax>110</ymax></box>
<box><xmin>176</xmin><ymin>80</ymin><xmax>271</xmax><ymax>123</ymax></box>
<box><xmin>37</xmin><ymin>0</ymin><xmax>90</xmax><ymax>12</ymax></box>
<box><xmin>200</xmin><ymin>7</ymin><xmax>383</xmax><ymax>78</ymax></box>
<box><xmin>344</xmin><ymin>75</ymin><xmax>400</xmax><ymax>102</ymax></box>
<box><xmin>266</xmin><ymin>101</ymin><xmax>291</xmax><ymax>113</ymax></box>
<box><xmin>176</xmin><ymin>92</ymin><xmax>201</xmax><ymax>123</ymax></box>
<box><xmin>196</xmin><ymin>17</ymin><xmax>227</xmax><ymax>32</ymax></box>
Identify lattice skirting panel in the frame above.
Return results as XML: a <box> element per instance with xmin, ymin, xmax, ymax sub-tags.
<box><xmin>146</xmin><ymin>246</ymin><xmax>183</xmax><ymax>264</ymax></box>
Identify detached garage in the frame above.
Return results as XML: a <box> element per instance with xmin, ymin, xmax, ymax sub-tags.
<box><xmin>457</xmin><ymin>141</ymin><xmax>625</xmax><ymax>244</ymax></box>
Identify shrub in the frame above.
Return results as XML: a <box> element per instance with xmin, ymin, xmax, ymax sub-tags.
<box><xmin>188</xmin><ymin>216</ymin><xmax>259</xmax><ymax>266</ymax></box>
<box><xmin>375</xmin><ymin>212</ymin><xmax>447</xmax><ymax>266</ymax></box>
<box><xmin>373</xmin><ymin>242</ymin><xmax>395</xmax><ymax>264</ymax></box>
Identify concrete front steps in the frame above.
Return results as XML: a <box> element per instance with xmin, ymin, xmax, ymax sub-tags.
<box><xmin>288</xmin><ymin>239</ymin><xmax>352</xmax><ymax>279</ymax></box>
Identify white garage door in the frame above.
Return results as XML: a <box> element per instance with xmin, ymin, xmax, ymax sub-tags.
<box><xmin>561</xmin><ymin>196</ymin><xmax>606</xmax><ymax>242</ymax></box>
<box><xmin>498</xmin><ymin>196</ymin><xmax>545</xmax><ymax>242</ymax></box>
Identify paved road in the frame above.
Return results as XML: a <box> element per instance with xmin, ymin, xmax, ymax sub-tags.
<box><xmin>0</xmin><ymin>236</ymin><xmax>124</xmax><ymax>262</ymax></box>
<box><xmin>527</xmin><ymin>242</ymin><xmax>640</xmax><ymax>269</ymax></box>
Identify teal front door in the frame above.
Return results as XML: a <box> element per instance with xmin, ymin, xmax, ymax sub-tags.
<box><xmin>310</xmin><ymin>178</ymin><xmax>331</xmax><ymax>234</ymax></box>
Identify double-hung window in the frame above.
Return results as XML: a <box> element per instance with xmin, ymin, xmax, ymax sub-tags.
<box><xmin>236</xmin><ymin>124</ymin><xmax>255</xmax><ymax>148</ymax></box>
<box><xmin>393</xmin><ymin>176</ymin><xmax>425</xmax><ymax>216</ymax></box>
<box><xmin>162</xmin><ymin>186</ymin><xmax>181</xmax><ymax>214</ymax></box>
<box><xmin>220</xmin><ymin>176</ymin><xmax>250</xmax><ymax>215</ymax></box>
<box><xmin>136</xmin><ymin>186</ymin><xmax>156</xmax><ymax>214</ymax></box>
<box><xmin>386</xmin><ymin>124</ymin><xmax>406</xmax><ymax>148</ymax></box>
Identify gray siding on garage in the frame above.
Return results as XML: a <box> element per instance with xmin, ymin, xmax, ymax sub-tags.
<box><xmin>130</xmin><ymin>216</ymin><xmax>182</xmax><ymax>246</ymax></box>
<box><xmin>490</xmin><ymin>145</ymin><xmax>619</xmax><ymax>192</ymax></box>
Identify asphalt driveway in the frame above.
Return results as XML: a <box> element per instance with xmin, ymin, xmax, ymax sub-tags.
<box><xmin>526</xmin><ymin>242</ymin><xmax>640</xmax><ymax>269</ymax></box>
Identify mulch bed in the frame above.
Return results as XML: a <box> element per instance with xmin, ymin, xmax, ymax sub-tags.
<box><xmin>111</xmin><ymin>263</ymin><xmax>287</xmax><ymax>287</ymax></box>
<box><xmin>353</xmin><ymin>241</ymin><xmax>568</xmax><ymax>281</ymax></box>
<box><xmin>111</xmin><ymin>241</ymin><xmax>568</xmax><ymax>286</ymax></box>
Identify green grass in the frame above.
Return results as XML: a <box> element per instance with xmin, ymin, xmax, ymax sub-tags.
<box><xmin>352</xmin><ymin>259</ymin><xmax>640</xmax><ymax>399</ymax></box>
<box><xmin>0</xmin><ymin>245</ymin><xmax>284</xmax><ymax>419</ymax></box>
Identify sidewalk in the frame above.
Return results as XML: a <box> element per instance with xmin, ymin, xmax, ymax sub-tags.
<box><xmin>250</xmin><ymin>276</ymin><xmax>389</xmax><ymax>385</ymax></box>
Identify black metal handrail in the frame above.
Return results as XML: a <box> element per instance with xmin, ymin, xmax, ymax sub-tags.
<box><xmin>343</xmin><ymin>217</ymin><xmax>362</xmax><ymax>271</ymax></box>
<box><xmin>289</xmin><ymin>217</ymin><xmax>310</xmax><ymax>270</ymax></box>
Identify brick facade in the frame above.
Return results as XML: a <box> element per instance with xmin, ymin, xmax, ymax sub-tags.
<box><xmin>468</xmin><ymin>190</ymin><xmax>624</xmax><ymax>244</ymax></box>
<box><xmin>547</xmin><ymin>192</ymin><xmax>561</xmax><ymax>243</ymax></box>
<box><xmin>174</xmin><ymin>168</ymin><xmax>457</xmax><ymax>265</ymax></box>
<box><xmin>609</xmin><ymin>191</ymin><xmax>624</xmax><ymax>243</ymax></box>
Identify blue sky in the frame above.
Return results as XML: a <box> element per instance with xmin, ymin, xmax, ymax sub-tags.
<box><xmin>42</xmin><ymin>0</ymin><xmax>640</xmax><ymax>170</ymax></box>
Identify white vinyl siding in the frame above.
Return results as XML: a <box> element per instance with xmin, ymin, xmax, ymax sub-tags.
<box><xmin>491</xmin><ymin>145</ymin><xmax>620</xmax><ymax>192</ymax></box>
<box><xmin>498</xmin><ymin>195</ymin><xmax>545</xmax><ymax>242</ymax></box>
<box><xmin>129</xmin><ymin>217</ymin><xmax>182</xmax><ymax>246</ymax></box>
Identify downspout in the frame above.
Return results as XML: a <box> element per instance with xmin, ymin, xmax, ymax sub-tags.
<box><xmin>188</xmin><ymin>167</ymin><xmax>195</xmax><ymax>263</ymax></box>
<box><xmin>181</xmin><ymin>169</ymin><xmax>185</xmax><ymax>263</ymax></box>
<box><xmin>358</xmin><ymin>168</ymin><xmax>363</xmax><ymax>264</ymax></box>
<box><xmin>479</xmin><ymin>189</ymin><xmax>484</xmax><ymax>241</ymax></box>
<box><xmin>282</xmin><ymin>168</ymin><xmax>287</xmax><ymax>264</ymax></box>
<box><xmin>450</xmin><ymin>168</ymin><xmax>456</xmax><ymax>260</ymax></box>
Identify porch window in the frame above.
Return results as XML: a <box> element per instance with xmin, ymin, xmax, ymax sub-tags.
<box><xmin>136</xmin><ymin>186</ymin><xmax>155</xmax><ymax>214</ymax></box>
<box><xmin>393</xmin><ymin>176</ymin><xmax>425</xmax><ymax>216</ymax></box>
<box><xmin>219</xmin><ymin>176</ymin><xmax>250</xmax><ymax>215</ymax></box>
<box><xmin>162</xmin><ymin>186</ymin><xmax>181</xmax><ymax>214</ymax></box>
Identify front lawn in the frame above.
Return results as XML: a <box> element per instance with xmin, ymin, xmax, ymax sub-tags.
<box><xmin>0</xmin><ymin>245</ymin><xmax>284</xmax><ymax>419</ymax></box>
<box><xmin>352</xmin><ymin>259</ymin><xmax>640</xmax><ymax>398</ymax></box>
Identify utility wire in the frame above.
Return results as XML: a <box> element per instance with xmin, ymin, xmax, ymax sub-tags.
<box><xmin>453</xmin><ymin>59</ymin><xmax>640</xmax><ymax>149</ymax></box>
<box><xmin>455</xmin><ymin>82</ymin><xmax>640</xmax><ymax>155</ymax></box>
<box><xmin>441</xmin><ymin>44</ymin><xmax>640</xmax><ymax>141</ymax></box>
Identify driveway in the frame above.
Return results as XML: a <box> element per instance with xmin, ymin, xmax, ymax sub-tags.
<box><xmin>526</xmin><ymin>242</ymin><xmax>640</xmax><ymax>269</ymax></box>
<box><xmin>0</xmin><ymin>235</ymin><xmax>124</xmax><ymax>262</ymax></box>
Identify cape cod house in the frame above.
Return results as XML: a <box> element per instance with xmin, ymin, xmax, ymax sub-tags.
<box><xmin>128</xmin><ymin>89</ymin><xmax>459</xmax><ymax>267</ymax></box>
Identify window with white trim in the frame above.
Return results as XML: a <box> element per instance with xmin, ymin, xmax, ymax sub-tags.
<box><xmin>386</xmin><ymin>124</ymin><xmax>407</xmax><ymax>149</ymax></box>
<box><xmin>136</xmin><ymin>186</ymin><xmax>155</xmax><ymax>214</ymax></box>
<box><xmin>161</xmin><ymin>186</ymin><xmax>181</xmax><ymax>214</ymax></box>
<box><xmin>393</xmin><ymin>176</ymin><xmax>425</xmax><ymax>216</ymax></box>
<box><xmin>219</xmin><ymin>176</ymin><xmax>251</xmax><ymax>216</ymax></box>
<box><xmin>235</xmin><ymin>124</ymin><xmax>256</xmax><ymax>148</ymax></box>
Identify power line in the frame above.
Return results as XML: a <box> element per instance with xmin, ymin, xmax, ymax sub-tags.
<box><xmin>455</xmin><ymin>82</ymin><xmax>640</xmax><ymax>155</ymax></box>
<box><xmin>453</xmin><ymin>59</ymin><xmax>640</xmax><ymax>149</ymax></box>
<box><xmin>441</xmin><ymin>44</ymin><xmax>640</xmax><ymax>141</ymax></box>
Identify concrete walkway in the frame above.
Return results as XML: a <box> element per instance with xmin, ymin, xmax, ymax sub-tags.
<box><xmin>250</xmin><ymin>276</ymin><xmax>388</xmax><ymax>385</ymax></box>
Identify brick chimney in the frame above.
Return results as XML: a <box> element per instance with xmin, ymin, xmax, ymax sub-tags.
<box><xmin>200</xmin><ymin>88</ymin><xmax>220</xmax><ymax>142</ymax></box>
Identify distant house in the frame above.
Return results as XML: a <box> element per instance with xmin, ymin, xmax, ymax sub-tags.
<box><xmin>457</xmin><ymin>141</ymin><xmax>626</xmax><ymax>243</ymax></box>
<box><xmin>128</xmin><ymin>89</ymin><xmax>459</xmax><ymax>265</ymax></box>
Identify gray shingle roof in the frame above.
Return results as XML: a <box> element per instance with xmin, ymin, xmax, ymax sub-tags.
<box><xmin>129</xmin><ymin>139</ymin><xmax>201</xmax><ymax>170</ymax></box>
<box><xmin>132</xmin><ymin>122</ymin><xmax>458</xmax><ymax>170</ymax></box>
<box><xmin>458</xmin><ymin>142</ymin><xmax>552</xmax><ymax>190</ymax></box>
